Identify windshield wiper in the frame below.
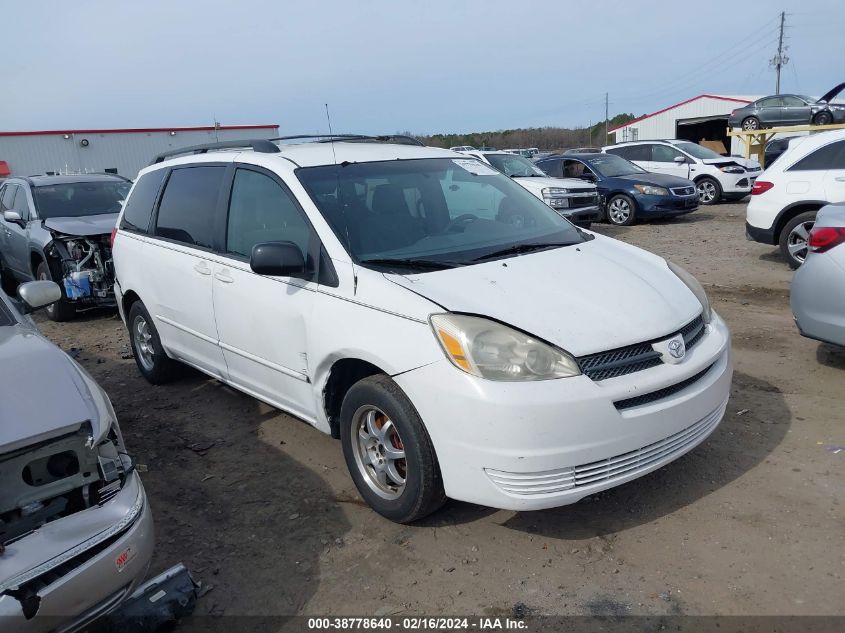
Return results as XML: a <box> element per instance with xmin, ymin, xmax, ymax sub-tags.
<box><xmin>473</xmin><ymin>242</ymin><xmax>575</xmax><ymax>262</ymax></box>
<box><xmin>359</xmin><ymin>257</ymin><xmax>459</xmax><ymax>271</ymax></box>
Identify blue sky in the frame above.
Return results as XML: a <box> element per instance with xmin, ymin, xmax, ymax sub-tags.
<box><xmin>5</xmin><ymin>0</ymin><xmax>843</xmax><ymax>134</ymax></box>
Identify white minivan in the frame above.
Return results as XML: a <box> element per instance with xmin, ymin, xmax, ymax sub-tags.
<box><xmin>112</xmin><ymin>137</ymin><xmax>733</xmax><ymax>522</ymax></box>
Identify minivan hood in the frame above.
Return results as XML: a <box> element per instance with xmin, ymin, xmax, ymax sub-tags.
<box><xmin>43</xmin><ymin>213</ymin><xmax>119</xmax><ymax>237</ymax></box>
<box><xmin>386</xmin><ymin>235</ymin><xmax>701</xmax><ymax>357</ymax></box>
<box><xmin>0</xmin><ymin>325</ymin><xmax>98</xmax><ymax>452</ymax></box>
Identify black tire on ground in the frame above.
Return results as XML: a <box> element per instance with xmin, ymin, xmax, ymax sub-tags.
<box><xmin>36</xmin><ymin>262</ymin><xmax>76</xmax><ymax>322</ymax></box>
<box><xmin>742</xmin><ymin>116</ymin><xmax>760</xmax><ymax>131</ymax></box>
<box><xmin>779</xmin><ymin>210</ymin><xmax>817</xmax><ymax>269</ymax></box>
<box><xmin>813</xmin><ymin>111</ymin><xmax>833</xmax><ymax>126</ymax></box>
<box><xmin>605</xmin><ymin>194</ymin><xmax>637</xmax><ymax>226</ymax></box>
<box><xmin>696</xmin><ymin>177</ymin><xmax>722</xmax><ymax>205</ymax></box>
<box><xmin>127</xmin><ymin>300</ymin><xmax>178</xmax><ymax>384</ymax></box>
<box><xmin>340</xmin><ymin>374</ymin><xmax>446</xmax><ymax>523</ymax></box>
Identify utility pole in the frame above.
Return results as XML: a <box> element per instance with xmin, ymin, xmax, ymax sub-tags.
<box><xmin>771</xmin><ymin>11</ymin><xmax>789</xmax><ymax>94</ymax></box>
<box><xmin>604</xmin><ymin>93</ymin><xmax>609</xmax><ymax>145</ymax></box>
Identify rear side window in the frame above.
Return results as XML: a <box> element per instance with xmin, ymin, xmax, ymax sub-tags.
<box><xmin>120</xmin><ymin>169</ymin><xmax>167</xmax><ymax>234</ymax></box>
<box><xmin>155</xmin><ymin>166</ymin><xmax>225</xmax><ymax>248</ymax></box>
<box><xmin>788</xmin><ymin>141</ymin><xmax>845</xmax><ymax>171</ymax></box>
<box><xmin>226</xmin><ymin>168</ymin><xmax>312</xmax><ymax>259</ymax></box>
<box><xmin>607</xmin><ymin>145</ymin><xmax>651</xmax><ymax>161</ymax></box>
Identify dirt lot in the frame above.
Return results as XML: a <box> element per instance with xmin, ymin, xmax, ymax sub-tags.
<box><xmin>34</xmin><ymin>202</ymin><xmax>845</xmax><ymax>619</ymax></box>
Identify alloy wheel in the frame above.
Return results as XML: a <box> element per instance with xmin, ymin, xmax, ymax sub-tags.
<box><xmin>133</xmin><ymin>315</ymin><xmax>155</xmax><ymax>371</ymax></box>
<box><xmin>351</xmin><ymin>405</ymin><xmax>407</xmax><ymax>500</ymax></box>
<box><xmin>607</xmin><ymin>198</ymin><xmax>631</xmax><ymax>224</ymax></box>
<box><xmin>786</xmin><ymin>220</ymin><xmax>814</xmax><ymax>265</ymax></box>
<box><xmin>697</xmin><ymin>180</ymin><xmax>717</xmax><ymax>204</ymax></box>
<box><xmin>742</xmin><ymin>118</ymin><xmax>759</xmax><ymax>131</ymax></box>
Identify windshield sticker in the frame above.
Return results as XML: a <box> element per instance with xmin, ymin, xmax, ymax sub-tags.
<box><xmin>452</xmin><ymin>159</ymin><xmax>499</xmax><ymax>177</ymax></box>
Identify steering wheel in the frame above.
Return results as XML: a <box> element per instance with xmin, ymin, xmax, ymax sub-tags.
<box><xmin>444</xmin><ymin>213</ymin><xmax>479</xmax><ymax>233</ymax></box>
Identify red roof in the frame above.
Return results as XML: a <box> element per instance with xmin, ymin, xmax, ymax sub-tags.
<box><xmin>0</xmin><ymin>124</ymin><xmax>279</xmax><ymax>137</ymax></box>
<box><xmin>609</xmin><ymin>95</ymin><xmax>752</xmax><ymax>133</ymax></box>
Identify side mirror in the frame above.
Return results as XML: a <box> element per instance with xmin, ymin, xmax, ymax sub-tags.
<box><xmin>17</xmin><ymin>280</ymin><xmax>62</xmax><ymax>313</ymax></box>
<box><xmin>673</xmin><ymin>156</ymin><xmax>686</xmax><ymax>164</ymax></box>
<box><xmin>580</xmin><ymin>172</ymin><xmax>597</xmax><ymax>181</ymax></box>
<box><xmin>250</xmin><ymin>241</ymin><xmax>308</xmax><ymax>278</ymax></box>
<box><xmin>3</xmin><ymin>210</ymin><xmax>24</xmax><ymax>226</ymax></box>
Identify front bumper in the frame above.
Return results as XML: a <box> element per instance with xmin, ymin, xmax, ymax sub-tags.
<box><xmin>638</xmin><ymin>193</ymin><xmax>699</xmax><ymax>217</ymax></box>
<box><xmin>791</xmin><ymin>253</ymin><xmax>845</xmax><ymax>347</ymax></box>
<box><xmin>557</xmin><ymin>205</ymin><xmax>602</xmax><ymax>224</ymax></box>
<box><xmin>722</xmin><ymin>173</ymin><xmax>758</xmax><ymax>195</ymax></box>
<box><xmin>395</xmin><ymin>313</ymin><xmax>733</xmax><ymax>511</ymax></box>
<box><xmin>0</xmin><ymin>472</ymin><xmax>154</xmax><ymax>633</ymax></box>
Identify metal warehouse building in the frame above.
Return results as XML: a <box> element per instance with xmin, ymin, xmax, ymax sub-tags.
<box><xmin>0</xmin><ymin>124</ymin><xmax>279</xmax><ymax>180</ymax></box>
<box><xmin>610</xmin><ymin>95</ymin><xmax>760</xmax><ymax>154</ymax></box>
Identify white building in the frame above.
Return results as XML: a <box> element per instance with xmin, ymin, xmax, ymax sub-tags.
<box><xmin>609</xmin><ymin>95</ymin><xmax>760</xmax><ymax>155</ymax></box>
<box><xmin>0</xmin><ymin>124</ymin><xmax>279</xmax><ymax>180</ymax></box>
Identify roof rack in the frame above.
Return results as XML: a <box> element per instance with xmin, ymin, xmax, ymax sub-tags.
<box><xmin>269</xmin><ymin>134</ymin><xmax>424</xmax><ymax>146</ymax></box>
<box><xmin>150</xmin><ymin>139</ymin><xmax>280</xmax><ymax>165</ymax></box>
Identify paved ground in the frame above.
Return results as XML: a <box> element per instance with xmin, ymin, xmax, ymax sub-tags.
<box><xmin>34</xmin><ymin>202</ymin><xmax>845</xmax><ymax>618</ymax></box>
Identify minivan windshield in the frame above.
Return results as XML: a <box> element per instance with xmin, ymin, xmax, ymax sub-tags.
<box><xmin>297</xmin><ymin>158</ymin><xmax>585</xmax><ymax>270</ymax></box>
<box><xmin>583</xmin><ymin>154</ymin><xmax>646</xmax><ymax>177</ymax></box>
<box><xmin>33</xmin><ymin>181</ymin><xmax>131</xmax><ymax>219</ymax></box>
<box><xmin>674</xmin><ymin>142</ymin><xmax>723</xmax><ymax>160</ymax></box>
<box><xmin>483</xmin><ymin>153</ymin><xmax>547</xmax><ymax>178</ymax></box>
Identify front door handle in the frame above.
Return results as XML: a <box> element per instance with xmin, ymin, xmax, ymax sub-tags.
<box><xmin>193</xmin><ymin>262</ymin><xmax>211</xmax><ymax>276</ymax></box>
<box><xmin>214</xmin><ymin>270</ymin><xmax>234</xmax><ymax>284</ymax></box>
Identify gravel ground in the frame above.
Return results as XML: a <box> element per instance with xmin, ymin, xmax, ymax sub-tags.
<box><xmin>33</xmin><ymin>202</ymin><xmax>845</xmax><ymax>619</ymax></box>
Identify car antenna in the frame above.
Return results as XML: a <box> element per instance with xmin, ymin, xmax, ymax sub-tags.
<box><xmin>326</xmin><ymin>102</ymin><xmax>358</xmax><ymax>295</ymax></box>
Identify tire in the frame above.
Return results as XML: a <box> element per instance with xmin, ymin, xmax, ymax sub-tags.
<box><xmin>340</xmin><ymin>374</ymin><xmax>446</xmax><ymax>523</ymax></box>
<box><xmin>605</xmin><ymin>195</ymin><xmax>636</xmax><ymax>226</ymax></box>
<box><xmin>779</xmin><ymin>210</ymin><xmax>817</xmax><ymax>269</ymax></box>
<box><xmin>813</xmin><ymin>111</ymin><xmax>832</xmax><ymax>126</ymax></box>
<box><xmin>696</xmin><ymin>177</ymin><xmax>722</xmax><ymax>205</ymax></box>
<box><xmin>127</xmin><ymin>300</ymin><xmax>178</xmax><ymax>384</ymax></box>
<box><xmin>36</xmin><ymin>262</ymin><xmax>76</xmax><ymax>322</ymax></box>
<box><xmin>742</xmin><ymin>116</ymin><xmax>760</xmax><ymax>131</ymax></box>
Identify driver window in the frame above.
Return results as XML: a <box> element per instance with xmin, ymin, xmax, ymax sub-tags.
<box><xmin>563</xmin><ymin>160</ymin><xmax>585</xmax><ymax>178</ymax></box>
<box><xmin>11</xmin><ymin>186</ymin><xmax>30</xmax><ymax>220</ymax></box>
<box><xmin>652</xmin><ymin>145</ymin><xmax>684</xmax><ymax>163</ymax></box>
<box><xmin>0</xmin><ymin>185</ymin><xmax>16</xmax><ymax>213</ymax></box>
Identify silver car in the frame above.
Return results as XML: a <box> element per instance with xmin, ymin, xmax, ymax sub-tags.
<box><xmin>791</xmin><ymin>204</ymin><xmax>845</xmax><ymax>347</ymax></box>
<box><xmin>0</xmin><ymin>282</ymin><xmax>153</xmax><ymax>632</ymax></box>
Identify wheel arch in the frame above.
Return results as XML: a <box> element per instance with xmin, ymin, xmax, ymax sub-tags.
<box><xmin>322</xmin><ymin>358</ymin><xmax>389</xmax><ymax>439</ymax></box>
<box><xmin>121</xmin><ymin>289</ymin><xmax>142</xmax><ymax>318</ymax></box>
<box><xmin>773</xmin><ymin>201</ymin><xmax>825</xmax><ymax>242</ymax></box>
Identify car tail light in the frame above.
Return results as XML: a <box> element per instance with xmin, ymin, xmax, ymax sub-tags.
<box><xmin>808</xmin><ymin>226</ymin><xmax>845</xmax><ymax>253</ymax></box>
<box><xmin>751</xmin><ymin>180</ymin><xmax>774</xmax><ymax>195</ymax></box>
<box><xmin>110</xmin><ymin>227</ymin><xmax>118</xmax><ymax>248</ymax></box>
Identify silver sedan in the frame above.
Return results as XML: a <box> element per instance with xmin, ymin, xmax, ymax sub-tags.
<box><xmin>791</xmin><ymin>204</ymin><xmax>845</xmax><ymax>347</ymax></box>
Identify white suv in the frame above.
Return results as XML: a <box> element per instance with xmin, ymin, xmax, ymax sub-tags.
<box><xmin>746</xmin><ymin>129</ymin><xmax>845</xmax><ymax>268</ymax></box>
<box><xmin>461</xmin><ymin>150</ymin><xmax>601</xmax><ymax>226</ymax></box>
<box><xmin>113</xmin><ymin>136</ymin><xmax>732</xmax><ymax>522</ymax></box>
<box><xmin>603</xmin><ymin>139</ymin><xmax>762</xmax><ymax>205</ymax></box>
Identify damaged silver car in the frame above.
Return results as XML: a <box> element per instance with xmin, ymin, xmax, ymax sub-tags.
<box><xmin>0</xmin><ymin>281</ymin><xmax>153</xmax><ymax>632</ymax></box>
<box><xmin>0</xmin><ymin>174</ymin><xmax>130</xmax><ymax>321</ymax></box>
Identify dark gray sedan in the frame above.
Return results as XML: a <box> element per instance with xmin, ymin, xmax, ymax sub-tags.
<box><xmin>728</xmin><ymin>83</ymin><xmax>845</xmax><ymax>130</ymax></box>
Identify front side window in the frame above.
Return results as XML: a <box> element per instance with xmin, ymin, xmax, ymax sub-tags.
<box><xmin>32</xmin><ymin>180</ymin><xmax>129</xmax><ymax>219</ymax></box>
<box><xmin>788</xmin><ymin>140</ymin><xmax>845</xmax><ymax>171</ymax></box>
<box><xmin>226</xmin><ymin>168</ymin><xmax>312</xmax><ymax>259</ymax></box>
<box><xmin>297</xmin><ymin>158</ymin><xmax>584</xmax><ymax>269</ymax></box>
<box><xmin>1</xmin><ymin>185</ymin><xmax>18</xmax><ymax>212</ymax></box>
<box><xmin>155</xmin><ymin>166</ymin><xmax>225</xmax><ymax>248</ymax></box>
<box><xmin>652</xmin><ymin>145</ymin><xmax>685</xmax><ymax>163</ymax></box>
<box><xmin>781</xmin><ymin>96</ymin><xmax>807</xmax><ymax>107</ymax></box>
<box><xmin>12</xmin><ymin>185</ymin><xmax>30</xmax><ymax>220</ymax></box>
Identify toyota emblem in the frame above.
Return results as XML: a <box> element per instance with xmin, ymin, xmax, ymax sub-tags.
<box><xmin>668</xmin><ymin>338</ymin><xmax>685</xmax><ymax>359</ymax></box>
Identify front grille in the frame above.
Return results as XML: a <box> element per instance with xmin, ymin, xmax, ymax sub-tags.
<box><xmin>484</xmin><ymin>402</ymin><xmax>725</xmax><ymax>496</ymax></box>
<box><xmin>614</xmin><ymin>362</ymin><xmax>715</xmax><ymax>410</ymax></box>
<box><xmin>569</xmin><ymin>194</ymin><xmax>599</xmax><ymax>209</ymax></box>
<box><xmin>577</xmin><ymin>314</ymin><xmax>705</xmax><ymax>381</ymax></box>
<box><xmin>670</xmin><ymin>186</ymin><xmax>696</xmax><ymax>196</ymax></box>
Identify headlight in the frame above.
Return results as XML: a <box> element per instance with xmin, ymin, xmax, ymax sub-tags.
<box><xmin>633</xmin><ymin>184</ymin><xmax>669</xmax><ymax>196</ymax></box>
<box><xmin>429</xmin><ymin>314</ymin><xmax>581</xmax><ymax>381</ymax></box>
<box><xmin>667</xmin><ymin>260</ymin><xmax>712</xmax><ymax>323</ymax></box>
<box><xmin>542</xmin><ymin>187</ymin><xmax>569</xmax><ymax>196</ymax></box>
<box><xmin>719</xmin><ymin>165</ymin><xmax>745</xmax><ymax>174</ymax></box>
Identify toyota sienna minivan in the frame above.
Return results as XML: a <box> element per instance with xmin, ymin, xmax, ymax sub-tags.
<box><xmin>112</xmin><ymin>135</ymin><xmax>733</xmax><ymax>523</ymax></box>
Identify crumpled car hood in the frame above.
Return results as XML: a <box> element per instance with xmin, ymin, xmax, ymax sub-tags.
<box><xmin>43</xmin><ymin>213</ymin><xmax>119</xmax><ymax>237</ymax></box>
<box><xmin>386</xmin><ymin>234</ymin><xmax>702</xmax><ymax>357</ymax></box>
<box><xmin>0</xmin><ymin>325</ymin><xmax>98</xmax><ymax>452</ymax></box>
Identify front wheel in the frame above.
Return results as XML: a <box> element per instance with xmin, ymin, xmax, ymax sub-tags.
<box><xmin>36</xmin><ymin>262</ymin><xmax>75</xmax><ymax>322</ymax></box>
<box><xmin>813</xmin><ymin>111</ymin><xmax>832</xmax><ymax>126</ymax></box>
<box><xmin>779</xmin><ymin>210</ymin><xmax>817</xmax><ymax>269</ymax></box>
<box><xmin>605</xmin><ymin>195</ymin><xmax>636</xmax><ymax>226</ymax></box>
<box><xmin>340</xmin><ymin>374</ymin><xmax>446</xmax><ymax>523</ymax></box>
<box><xmin>696</xmin><ymin>177</ymin><xmax>722</xmax><ymax>205</ymax></box>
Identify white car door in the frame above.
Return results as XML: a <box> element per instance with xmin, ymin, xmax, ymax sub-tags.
<box><xmin>147</xmin><ymin>165</ymin><xmax>227</xmax><ymax>377</ymax></box>
<box><xmin>211</xmin><ymin>165</ymin><xmax>317</xmax><ymax>421</ymax></box>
